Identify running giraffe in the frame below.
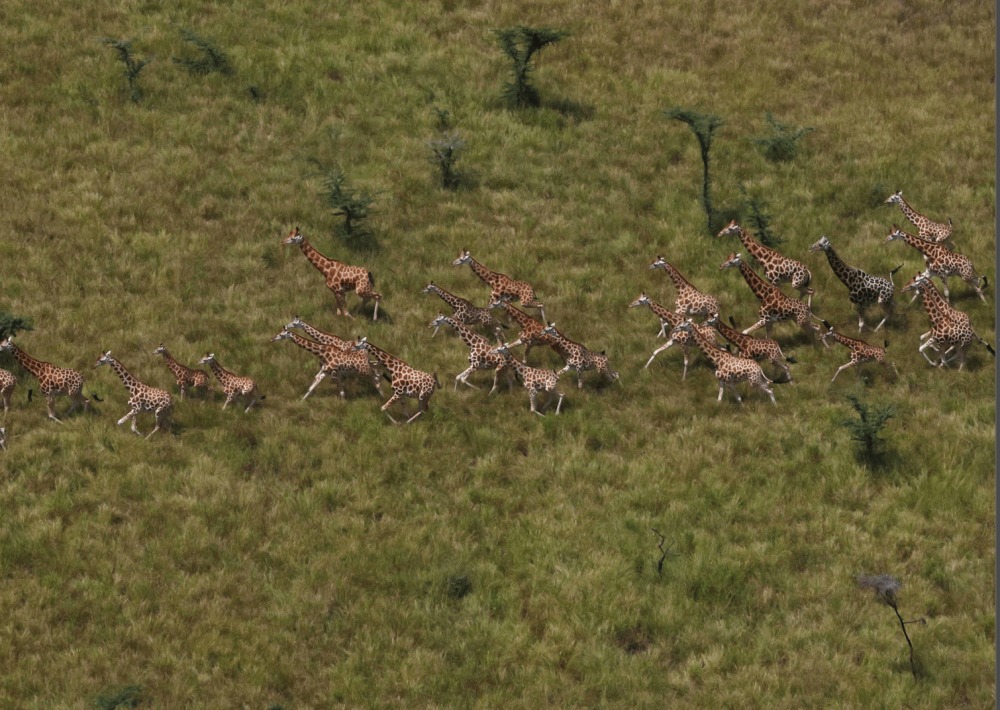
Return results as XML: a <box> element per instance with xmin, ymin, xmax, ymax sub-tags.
<box><xmin>719</xmin><ymin>253</ymin><xmax>822</xmax><ymax>339</ymax></box>
<box><xmin>649</xmin><ymin>256</ymin><xmax>721</xmax><ymax>316</ymax></box>
<box><xmin>704</xmin><ymin>314</ymin><xmax>794</xmax><ymax>383</ymax></box>
<box><xmin>94</xmin><ymin>351</ymin><xmax>173</xmax><ymax>438</ymax></box>
<box><xmin>492</xmin><ymin>301</ymin><xmax>557</xmax><ymax>361</ymax></box>
<box><xmin>717</xmin><ymin>221</ymin><xmax>814</xmax><ymax>304</ymax></box>
<box><xmin>885</xmin><ymin>226</ymin><xmax>987</xmax><ymax>303</ymax></box>
<box><xmin>669</xmin><ymin>319</ymin><xmax>776</xmax><ymax>405</ymax></box>
<box><xmin>539</xmin><ymin>323</ymin><xmax>619</xmax><ymax>389</ymax></box>
<box><xmin>885</xmin><ymin>191</ymin><xmax>953</xmax><ymax>244</ymax></box>
<box><xmin>354</xmin><ymin>337</ymin><xmax>440</xmax><ymax>424</ymax></box>
<box><xmin>429</xmin><ymin>314</ymin><xmax>513</xmax><ymax>394</ymax></box>
<box><xmin>489</xmin><ymin>342</ymin><xmax>564</xmax><ymax>415</ymax></box>
<box><xmin>902</xmin><ymin>272</ymin><xmax>995</xmax><ymax>370</ymax></box>
<box><xmin>0</xmin><ymin>336</ymin><xmax>90</xmax><ymax>422</ymax></box>
<box><xmin>284</xmin><ymin>316</ymin><xmax>353</xmax><ymax>351</ymax></box>
<box><xmin>453</xmin><ymin>249</ymin><xmax>545</xmax><ymax>320</ymax></box>
<box><xmin>282</xmin><ymin>227</ymin><xmax>382</xmax><ymax>320</ymax></box>
<box><xmin>272</xmin><ymin>328</ymin><xmax>383</xmax><ymax>399</ymax></box>
<box><xmin>628</xmin><ymin>291</ymin><xmax>683</xmax><ymax>338</ymax></box>
<box><xmin>808</xmin><ymin>235</ymin><xmax>900</xmax><ymax>332</ymax></box>
<box><xmin>153</xmin><ymin>344</ymin><xmax>211</xmax><ymax>399</ymax></box>
<box><xmin>422</xmin><ymin>282</ymin><xmax>506</xmax><ymax>334</ymax></box>
<box><xmin>199</xmin><ymin>353</ymin><xmax>262</xmax><ymax>412</ymax></box>
<box><xmin>818</xmin><ymin>322</ymin><xmax>898</xmax><ymax>383</ymax></box>
<box><xmin>643</xmin><ymin>317</ymin><xmax>718</xmax><ymax>377</ymax></box>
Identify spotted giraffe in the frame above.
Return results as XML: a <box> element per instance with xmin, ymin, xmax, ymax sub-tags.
<box><xmin>0</xmin><ymin>337</ymin><xmax>89</xmax><ymax>422</ymax></box>
<box><xmin>704</xmin><ymin>313</ymin><xmax>794</xmax><ymax>383</ymax></box>
<box><xmin>492</xmin><ymin>301</ymin><xmax>558</xmax><ymax>361</ymax></box>
<box><xmin>354</xmin><ymin>337</ymin><xmax>440</xmax><ymax>424</ymax></box>
<box><xmin>453</xmin><ymin>249</ymin><xmax>545</xmax><ymax>320</ymax></box>
<box><xmin>901</xmin><ymin>271</ymin><xmax>971</xmax><ymax>342</ymax></box>
<box><xmin>630</xmin><ymin>293</ymin><xmax>701</xmax><ymax>377</ymax></box>
<box><xmin>902</xmin><ymin>272</ymin><xmax>995</xmax><ymax>370</ymax></box>
<box><xmin>272</xmin><ymin>328</ymin><xmax>382</xmax><ymax>400</ymax></box>
<box><xmin>720</xmin><ymin>253</ymin><xmax>822</xmax><ymax>339</ymax></box>
<box><xmin>422</xmin><ymin>282</ymin><xmax>506</xmax><ymax>334</ymax></box>
<box><xmin>282</xmin><ymin>227</ymin><xmax>382</xmax><ymax>320</ymax></box>
<box><xmin>199</xmin><ymin>353</ymin><xmax>262</xmax><ymax>412</ymax></box>
<box><xmin>152</xmin><ymin>344</ymin><xmax>211</xmax><ymax>399</ymax></box>
<box><xmin>429</xmin><ymin>314</ymin><xmax>513</xmax><ymax>394</ymax></box>
<box><xmin>669</xmin><ymin>319</ymin><xmax>776</xmax><ymax>405</ymax></box>
<box><xmin>284</xmin><ymin>316</ymin><xmax>353</xmax><ymax>351</ymax></box>
<box><xmin>886</xmin><ymin>226</ymin><xmax>987</xmax><ymax>303</ymax></box>
<box><xmin>648</xmin><ymin>256</ymin><xmax>721</xmax><ymax>317</ymax></box>
<box><xmin>489</xmin><ymin>342</ymin><xmax>564</xmax><ymax>415</ymax></box>
<box><xmin>818</xmin><ymin>322</ymin><xmax>898</xmax><ymax>383</ymax></box>
<box><xmin>885</xmin><ymin>191</ymin><xmax>953</xmax><ymax>244</ymax></box>
<box><xmin>94</xmin><ymin>351</ymin><xmax>173</xmax><ymax>438</ymax></box>
<box><xmin>0</xmin><ymin>368</ymin><xmax>15</xmax><ymax>415</ymax></box>
<box><xmin>643</xmin><ymin>316</ymin><xmax>719</xmax><ymax>377</ymax></box>
<box><xmin>808</xmin><ymin>236</ymin><xmax>900</xmax><ymax>332</ymax></box>
<box><xmin>718</xmin><ymin>221</ymin><xmax>814</xmax><ymax>304</ymax></box>
<box><xmin>539</xmin><ymin>323</ymin><xmax>619</xmax><ymax>389</ymax></box>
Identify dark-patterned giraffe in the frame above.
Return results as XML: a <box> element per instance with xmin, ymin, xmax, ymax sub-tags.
<box><xmin>669</xmin><ymin>319</ymin><xmax>776</xmax><ymax>405</ymax></box>
<box><xmin>902</xmin><ymin>272</ymin><xmax>994</xmax><ymax>370</ymax></box>
<box><xmin>489</xmin><ymin>342</ymin><xmax>564</xmax><ymax>415</ymax></box>
<box><xmin>540</xmin><ymin>322</ymin><xmax>619</xmax><ymax>389</ymax></box>
<box><xmin>648</xmin><ymin>256</ymin><xmax>721</xmax><ymax>317</ymax></box>
<box><xmin>885</xmin><ymin>226</ymin><xmax>987</xmax><ymax>303</ymax></box>
<box><xmin>282</xmin><ymin>227</ymin><xmax>382</xmax><ymax>320</ymax></box>
<box><xmin>808</xmin><ymin>236</ymin><xmax>901</xmax><ymax>332</ymax></box>
<box><xmin>354</xmin><ymin>337</ymin><xmax>440</xmax><ymax>424</ymax></box>
<box><xmin>272</xmin><ymin>328</ymin><xmax>383</xmax><ymax>399</ymax></box>
<box><xmin>718</xmin><ymin>221</ymin><xmax>814</xmax><ymax>304</ymax></box>
<box><xmin>199</xmin><ymin>353</ymin><xmax>262</xmax><ymax>412</ymax></box>
<box><xmin>704</xmin><ymin>314</ymin><xmax>794</xmax><ymax>383</ymax></box>
<box><xmin>0</xmin><ymin>336</ymin><xmax>89</xmax><ymax>422</ymax></box>
<box><xmin>429</xmin><ymin>314</ymin><xmax>513</xmax><ymax>394</ymax></box>
<box><xmin>901</xmin><ymin>271</ymin><xmax>972</xmax><ymax>343</ymax></box>
<box><xmin>0</xmin><ymin>367</ymin><xmax>15</xmax><ymax>415</ymax></box>
<box><xmin>453</xmin><ymin>249</ymin><xmax>545</xmax><ymax>320</ymax></box>
<box><xmin>493</xmin><ymin>301</ymin><xmax>557</xmax><ymax>361</ymax></box>
<box><xmin>284</xmin><ymin>316</ymin><xmax>353</xmax><ymax>351</ymax></box>
<box><xmin>94</xmin><ymin>351</ymin><xmax>173</xmax><ymax>438</ymax></box>
<box><xmin>628</xmin><ymin>291</ymin><xmax>682</xmax><ymax>338</ymax></box>
<box><xmin>885</xmin><ymin>191</ymin><xmax>953</xmax><ymax>244</ymax></box>
<box><xmin>152</xmin><ymin>344</ymin><xmax>211</xmax><ymax>399</ymax></box>
<box><xmin>422</xmin><ymin>282</ymin><xmax>506</xmax><ymax>334</ymax></box>
<box><xmin>720</xmin><ymin>253</ymin><xmax>822</xmax><ymax>339</ymax></box>
<box><xmin>818</xmin><ymin>321</ymin><xmax>898</xmax><ymax>383</ymax></box>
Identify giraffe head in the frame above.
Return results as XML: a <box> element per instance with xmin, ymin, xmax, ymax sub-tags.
<box><xmin>489</xmin><ymin>341</ymin><xmax>514</xmax><ymax>358</ymax></box>
<box><xmin>885</xmin><ymin>226</ymin><xmax>907</xmax><ymax>243</ymax></box>
<box><xmin>719</xmin><ymin>253</ymin><xmax>743</xmax><ymax>270</ymax></box>
<box><xmin>198</xmin><ymin>353</ymin><xmax>217</xmax><ymax>365</ymax></box>
<box><xmin>271</xmin><ymin>328</ymin><xmax>293</xmax><ymax>342</ymax></box>
<box><xmin>152</xmin><ymin>343</ymin><xmax>169</xmax><ymax>357</ymax></box>
<box><xmin>353</xmin><ymin>336</ymin><xmax>370</xmax><ymax>353</ymax></box>
<box><xmin>541</xmin><ymin>322</ymin><xmax>561</xmax><ymax>339</ymax></box>
<box><xmin>808</xmin><ymin>236</ymin><xmax>832</xmax><ymax>252</ymax></box>
<box><xmin>0</xmin><ymin>337</ymin><xmax>12</xmax><ymax>353</ymax></box>
<box><xmin>452</xmin><ymin>249</ymin><xmax>473</xmax><ymax>266</ymax></box>
<box><xmin>901</xmin><ymin>271</ymin><xmax>931</xmax><ymax>294</ymax></box>
<box><xmin>885</xmin><ymin>190</ymin><xmax>903</xmax><ymax>205</ymax></box>
<box><xmin>420</xmin><ymin>282</ymin><xmax>437</xmax><ymax>294</ymax></box>
<box><xmin>669</xmin><ymin>319</ymin><xmax>696</xmax><ymax>338</ymax></box>
<box><xmin>716</xmin><ymin>220</ymin><xmax>741</xmax><ymax>238</ymax></box>
<box><xmin>282</xmin><ymin>226</ymin><xmax>304</xmax><ymax>246</ymax></box>
<box><xmin>628</xmin><ymin>292</ymin><xmax>651</xmax><ymax>309</ymax></box>
<box><xmin>649</xmin><ymin>255</ymin><xmax>668</xmax><ymax>271</ymax></box>
<box><xmin>704</xmin><ymin>313</ymin><xmax>720</xmax><ymax>327</ymax></box>
<box><xmin>94</xmin><ymin>350</ymin><xmax>115</xmax><ymax>369</ymax></box>
<box><xmin>818</xmin><ymin>320</ymin><xmax>836</xmax><ymax>345</ymax></box>
<box><xmin>285</xmin><ymin>315</ymin><xmax>305</xmax><ymax>331</ymax></box>
<box><xmin>428</xmin><ymin>313</ymin><xmax>451</xmax><ymax>336</ymax></box>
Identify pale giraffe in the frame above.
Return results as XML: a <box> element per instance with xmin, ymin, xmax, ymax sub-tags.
<box><xmin>648</xmin><ymin>256</ymin><xmax>721</xmax><ymax>317</ymax></box>
<box><xmin>629</xmin><ymin>292</ymin><xmax>702</xmax><ymax>378</ymax></box>
<box><xmin>284</xmin><ymin>316</ymin><xmax>353</xmax><ymax>351</ymax></box>
<box><xmin>0</xmin><ymin>336</ymin><xmax>89</xmax><ymax>422</ymax></box>
<box><xmin>718</xmin><ymin>221</ymin><xmax>814</xmax><ymax>304</ymax></box>
<box><xmin>885</xmin><ymin>191</ymin><xmax>953</xmax><ymax>244</ymax></box>
<box><xmin>489</xmin><ymin>342</ymin><xmax>564</xmax><ymax>415</ymax></box>
<box><xmin>669</xmin><ymin>319</ymin><xmax>776</xmax><ymax>405</ymax></box>
<box><xmin>429</xmin><ymin>314</ymin><xmax>513</xmax><ymax>394</ymax></box>
<box><xmin>199</xmin><ymin>353</ymin><xmax>262</xmax><ymax>412</ymax></box>
<box><xmin>152</xmin><ymin>344</ymin><xmax>211</xmax><ymax>399</ymax></box>
<box><xmin>0</xmin><ymin>367</ymin><xmax>15</xmax><ymax>415</ymax></box>
<box><xmin>272</xmin><ymin>328</ymin><xmax>383</xmax><ymax>399</ymax></box>
<box><xmin>644</xmin><ymin>317</ymin><xmax>719</xmax><ymax>376</ymax></box>
<box><xmin>902</xmin><ymin>272</ymin><xmax>995</xmax><ymax>370</ymax></box>
<box><xmin>492</xmin><ymin>301</ymin><xmax>558</xmax><ymax>361</ymax></box>
<box><xmin>94</xmin><ymin>351</ymin><xmax>173</xmax><ymax>438</ymax></box>
<box><xmin>354</xmin><ymin>337</ymin><xmax>440</xmax><ymax>424</ymax></box>
<box><xmin>818</xmin><ymin>321</ymin><xmax>898</xmax><ymax>383</ymax></box>
<box><xmin>453</xmin><ymin>249</ymin><xmax>545</xmax><ymax>320</ymax></box>
<box><xmin>808</xmin><ymin>236</ymin><xmax>900</xmax><ymax>332</ymax></box>
<box><xmin>422</xmin><ymin>282</ymin><xmax>506</xmax><ymax>334</ymax></box>
<box><xmin>539</xmin><ymin>323</ymin><xmax>619</xmax><ymax>389</ymax></box>
<box><xmin>282</xmin><ymin>227</ymin><xmax>382</xmax><ymax>320</ymax></box>
<box><xmin>704</xmin><ymin>313</ymin><xmax>794</xmax><ymax>383</ymax></box>
<box><xmin>886</xmin><ymin>226</ymin><xmax>986</xmax><ymax>303</ymax></box>
<box><xmin>720</xmin><ymin>253</ymin><xmax>822</xmax><ymax>339</ymax></box>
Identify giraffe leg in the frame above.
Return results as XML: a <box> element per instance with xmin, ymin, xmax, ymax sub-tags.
<box><xmin>304</xmin><ymin>371</ymin><xmax>328</xmax><ymax>400</ymax></box>
<box><xmin>116</xmin><ymin>411</ymin><xmax>131</xmax><ymax>426</ymax></box>
<box><xmin>372</xmin><ymin>295</ymin><xmax>380</xmax><ymax>322</ymax></box>
<box><xmin>831</xmin><ymin>361</ymin><xmax>855</xmax><ymax>383</ymax></box>
<box><xmin>46</xmin><ymin>396</ymin><xmax>63</xmax><ymax>423</ymax></box>
<box><xmin>456</xmin><ymin>367</ymin><xmax>479</xmax><ymax>390</ymax></box>
<box><xmin>554</xmin><ymin>390</ymin><xmax>565</xmax><ymax>415</ymax></box>
<box><xmin>488</xmin><ymin>368</ymin><xmax>500</xmax><ymax>395</ymax></box>
<box><xmin>717</xmin><ymin>382</ymin><xmax>726</xmax><ymax>402</ymax></box>
<box><xmin>380</xmin><ymin>393</ymin><xmax>402</xmax><ymax>423</ymax></box>
<box><xmin>918</xmin><ymin>339</ymin><xmax>939</xmax><ymax>366</ymax></box>
<box><xmin>644</xmin><ymin>340</ymin><xmax>675</xmax><ymax>369</ymax></box>
<box><xmin>529</xmin><ymin>390</ymin><xmax>543</xmax><ymax>416</ymax></box>
<box><xmin>243</xmin><ymin>393</ymin><xmax>258</xmax><ymax>413</ymax></box>
<box><xmin>742</xmin><ymin>319</ymin><xmax>767</xmax><ymax>336</ymax></box>
<box><xmin>222</xmin><ymin>393</ymin><xmax>234</xmax><ymax>409</ymax></box>
<box><xmin>129</xmin><ymin>411</ymin><xmax>142</xmax><ymax>436</ymax></box>
<box><xmin>179</xmin><ymin>383</ymin><xmax>186</xmax><ymax>400</ymax></box>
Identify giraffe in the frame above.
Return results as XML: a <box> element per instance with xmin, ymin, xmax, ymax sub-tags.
<box><xmin>452</xmin><ymin>249</ymin><xmax>545</xmax><ymax>320</ymax></box>
<box><xmin>818</xmin><ymin>321</ymin><xmax>898</xmax><ymax>383</ymax></box>
<box><xmin>0</xmin><ymin>336</ymin><xmax>89</xmax><ymax>422</ymax></box>
<box><xmin>272</xmin><ymin>328</ymin><xmax>383</xmax><ymax>399</ymax></box>
<box><xmin>901</xmin><ymin>272</ymin><xmax>995</xmax><ymax>370</ymax></box>
<box><xmin>94</xmin><ymin>351</ymin><xmax>173</xmax><ymax>438</ymax></box>
<box><xmin>885</xmin><ymin>226</ymin><xmax>987</xmax><ymax>303</ymax></box>
<box><xmin>354</xmin><ymin>337</ymin><xmax>440</xmax><ymax>424</ymax></box>
<box><xmin>422</xmin><ymin>282</ymin><xmax>506</xmax><ymax>334</ymax></box>
<box><xmin>492</xmin><ymin>301</ymin><xmax>558</xmax><ymax>361</ymax></box>
<box><xmin>885</xmin><ymin>191</ymin><xmax>953</xmax><ymax>244</ymax></box>
<box><xmin>643</xmin><ymin>316</ymin><xmax>719</xmax><ymax>377</ymax></box>
<box><xmin>808</xmin><ymin>236</ymin><xmax>901</xmax><ymax>332</ymax></box>
<box><xmin>489</xmin><ymin>342</ymin><xmax>564</xmax><ymax>415</ymax></box>
<box><xmin>719</xmin><ymin>253</ymin><xmax>822</xmax><ymax>339</ymax></box>
<box><xmin>429</xmin><ymin>314</ymin><xmax>513</xmax><ymax>394</ymax></box>
<box><xmin>283</xmin><ymin>316</ymin><xmax>353</xmax><ymax>351</ymax></box>
<box><xmin>0</xmin><ymin>367</ymin><xmax>15</xmax><ymax>415</ymax></box>
<box><xmin>717</xmin><ymin>221</ymin><xmax>814</xmax><ymax>304</ymax></box>
<box><xmin>152</xmin><ymin>344</ymin><xmax>211</xmax><ymax>399</ymax></box>
<box><xmin>704</xmin><ymin>313</ymin><xmax>794</xmax><ymax>383</ymax></box>
<box><xmin>199</xmin><ymin>353</ymin><xmax>262</xmax><ymax>412</ymax></box>
<box><xmin>628</xmin><ymin>291</ymin><xmax>683</xmax><ymax>338</ymax></box>
<box><xmin>282</xmin><ymin>227</ymin><xmax>382</xmax><ymax>320</ymax></box>
<box><xmin>669</xmin><ymin>319</ymin><xmax>776</xmax><ymax>405</ymax></box>
<box><xmin>648</xmin><ymin>256</ymin><xmax>721</xmax><ymax>317</ymax></box>
<box><xmin>539</xmin><ymin>322</ymin><xmax>619</xmax><ymax>389</ymax></box>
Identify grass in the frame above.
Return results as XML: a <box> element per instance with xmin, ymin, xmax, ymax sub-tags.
<box><xmin>0</xmin><ymin>1</ymin><xmax>994</xmax><ymax>707</ymax></box>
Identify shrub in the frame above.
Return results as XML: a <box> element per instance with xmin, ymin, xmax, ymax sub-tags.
<box><xmin>494</xmin><ymin>26</ymin><xmax>568</xmax><ymax>108</ymax></box>
<box><xmin>172</xmin><ymin>28</ymin><xmax>233</xmax><ymax>76</ymax></box>
<box><xmin>841</xmin><ymin>395</ymin><xmax>895</xmax><ymax>468</ymax></box>
<box><xmin>752</xmin><ymin>112</ymin><xmax>814</xmax><ymax>163</ymax></box>
<box><xmin>312</xmin><ymin>163</ymin><xmax>375</xmax><ymax>246</ymax></box>
<box><xmin>101</xmin><ymin>38</ymin><xmax>153</xmax><ymax>104</ymax></box>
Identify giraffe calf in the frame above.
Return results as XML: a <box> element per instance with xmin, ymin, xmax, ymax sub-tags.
<box><xmin>490</xmin><ymin>342</ymin><xmax>564</xmax><ymax>415</ymax></box>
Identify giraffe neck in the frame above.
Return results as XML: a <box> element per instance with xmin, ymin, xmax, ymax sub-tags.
<box><xmin>660</xmin><ymin>261</ymin><xmax>691</xmax><ymax>292</ymax></box>
<box><xmin>895</xmin><ymin>195</ymin><xmax>924</xmax><ymax>225</ymax></box>
<box><xmin>446</xmin><ymin>318</ymin><xmax>489</xmax><ymax>349</ymax></box>
<box><xmin>916</xmin><ymin>281</ymin><xmax>953</xmax><ymax>326</ymax></box>
<box><xmin>467</xmin><ymin>256</ymin><xmax>499</xmax><ymax>287</ymax></box>
<box><xmin>285</xmin><ymin>331</ymin><xmax>330</xmax><ymax>358</ymax></box>
<box><xmin>502</xmin><ymin>302</ymin><xmax>539</xmax><ymax>329</ymax></box>
<box><xmin>106</xmin><ymin>356</ymin><xmax>141</xmax><ymax>393</ymax></box>
<box><xmin>827</xmin><ymin>330</ymin><xmax>860</xmax><ymax>349</ymax></box>
<box><xmin>896</xmin><ymin>229</ymin><xmax>932</xmax><ymax>255</ymax></box>
<box><xmin>822</xmin><ymin>245</ymin><xmax>861</xmax><ymax>284</ymax></box>
<box><xmin>738</xmin><ymin>261</ymin><xmax>776</xmax><ymax>299</ymax></box>
<box><xmin>734</xmin><ymin>227</ymin><xmax>773</xmax><ymax>262</ymax></box>
<box><xmin>686</xmin><ymin>325</ymin><xmax>725</xmax><ymax>368</ymax></box>
<box><xmin>7</xmin><ymin>343</ymin><xmax>49</xmax><ymax>379</ymax></box>
<box><xmin>645</xmin><ymin>299</ymin><xmax>681</xmax><ymax>327</ymax></box>
<box><xmin>364</xmin><ymin>342</ymin><xmax>407</xmax><ymax>376</ymax></box>
<box><xmin>429</xmin><ymin>284</ymin><xmax>463</xmax><ymax>309</ymax></box>
<box><xmin>712</xmin><ymin>319</ymin><xmax>751</xmax><ymax>347</ymax></box>
<box><xmin>295</xmin><ymin>320</ymin><xmax>337</xmax><ymax>344</ymax></box>
<box><xmin>297</xmin><ymin>236</ymin><xmax>339</xmax><ymax>275</ymax></box>
<box><xmin>207</xmin><ymin>359</ymin><xmax>234</xmax><ymax>383</ymax></box>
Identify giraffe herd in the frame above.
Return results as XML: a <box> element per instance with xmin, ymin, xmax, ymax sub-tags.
<box><xmin>0</xmin><ymin>192</ymin><xmax>992</xmax><ymax>440</ymax></box>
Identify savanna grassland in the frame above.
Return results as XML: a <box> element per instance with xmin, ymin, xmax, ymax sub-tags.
<box><xmin>0</xmin><ymin>1</ymin><xmax>994</xmax><ymax>707</ymax></box>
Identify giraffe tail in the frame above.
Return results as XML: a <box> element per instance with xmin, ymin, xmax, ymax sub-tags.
<box><xmin>889</xmin><ymin>264</ymin><xmax>904</xmax><ymax>284</ymax></box>
<box><xmin>784</xmin><ymin>355</ymin><xmax>798</xmax><ymax>364</ymax></box>
<box><xmin>368</xmin><ymin>272</ymin><xmax>376</xmax><ymax>288</ymax></box>
<box><xmin>91</xmin><ymin>393</ymin><xmax>104</xmax><ymax>402</ymax></box>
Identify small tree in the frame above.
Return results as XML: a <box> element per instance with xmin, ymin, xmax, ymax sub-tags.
<box><xmin>841</xmin><ymin>394</ymin><xmax>895</xmax><ymax>468</ymax></box>
<box><xmin>494</xmin><ymin>26</ymin><xmax>568</xmax><ymax>108</ymax></box>
<box><xmin>663</xmin><ymin>106</ymin><xmax>724</xmax><ymax>235</ymax></box>
<box><xmin>428</xmin><ymin>108</ymin><xmax>465</xmax><ymax>190</ymax></box>
<box><xmin>101</xmin><ymin>38</ymin><xmax>153</xmax><ymax>103</ymax></box>
<box><xmin>857</xmin><ymin>574</ymin><xmax>925</xmax><ymax>678</ymax></box>
<box><xmin>752</xmin><ymin>112</ymin><xmax>814</xmax><ymax>163</ymax></box>
<box><xmin>312</xmin><ymin>162</ymin><xmax>375</xmax><ymax>245</ymax></box>
<box><xmin>172</xmin><ymin>28</ymin><xmax>233</xmax><ymax>76</ymax></box>
<box><xmin>739</xmin><ymin>184</ymin><xmax>783</xmax><ymax>247</ymax></box>
<box><xmin>0</xmin><ymin>312</ymin><xmax>33</xmax><ymax>341</ymax></box>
